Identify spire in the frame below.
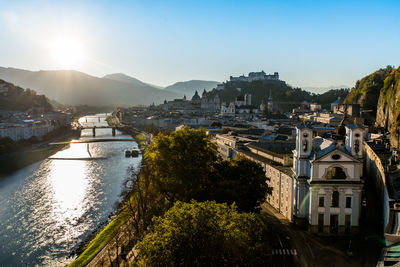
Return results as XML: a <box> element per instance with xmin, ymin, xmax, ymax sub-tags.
<box><xmin>202</xmin><ymin>88</ymin><xmax>207</xmax><ymax>96</ymax></box>
<box><xmin>183</xmin><ymin>95</ymin><xmax>186</xmax><ymax>100</ymax></box>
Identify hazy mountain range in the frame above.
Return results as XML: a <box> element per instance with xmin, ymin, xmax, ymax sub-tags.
<box><xmin>0</xmin><ymin>67</ymin><xmax>219</xmax><ymax>106</ymax></box>
<box><xmin>164</xmin><ymin>80</ymin><xmax>219</xmax><ymax>96</ymax></box>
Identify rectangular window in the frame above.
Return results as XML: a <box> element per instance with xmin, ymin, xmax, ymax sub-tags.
<box><xmin>318</xmin><ymin>214</ymin><xmax>324</xmax><ymax>233</ymax></box>
<box><xmin>345</xmin><ymin>215</ymin><xmax>351</xmax><ymax>234</ymax></box>
<box><xmin>331</xmin><ymin>191</ymin><xmax>339</xmax><ymax>207</ymax></box>
<box><xmin>319</xmin><ymin>196</ymin><xmax>324</xmax><ymax>207</ymax></box>
<box><xmin>346</xmin><ymin>197</ymin><xmax>352</xmax><ymax>208</ymax></box>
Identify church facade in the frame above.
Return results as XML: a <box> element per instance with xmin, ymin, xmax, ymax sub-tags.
<box><xmin>200</xmin><ymin>89</ymin><xmax>221</xmax><ymax>113</ymax></box>
<box><xmin>293</xmin><ymin>124</ymin><xmax>364</xmax><ymax>234</ymax></box>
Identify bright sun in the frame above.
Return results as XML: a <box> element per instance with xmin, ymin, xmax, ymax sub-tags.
<box><xmin>51</xmin><ymin>38</ymin><xmax>84</xmax><ymax>68</ymax></box>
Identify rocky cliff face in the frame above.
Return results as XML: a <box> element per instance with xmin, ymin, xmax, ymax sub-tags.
<box><xmin>376</xmin><ymin>67</ymin><xmax>400</xmax><ymax>147</ymax></box>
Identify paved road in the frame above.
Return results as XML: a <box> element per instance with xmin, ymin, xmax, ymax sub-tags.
<box><xmin>259</xmin><ymin>203</ymin><xmax>358</xmax><ymax>267</ymax></box>
<box><xmin>259</xmin><ymin>204</ymin><xmax>298</xmax><ymax>267</ymax></box>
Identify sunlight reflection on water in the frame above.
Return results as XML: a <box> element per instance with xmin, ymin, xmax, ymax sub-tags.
<box><xmin>0</xmin><ymin>114</ymin><xmax>141</xmax><ymax>266</ymax></box>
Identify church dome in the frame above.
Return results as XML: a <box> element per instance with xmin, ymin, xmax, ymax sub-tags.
<box><xmin>191</xmin><ymin>90</ymin><xmax>200</xmax><ymax>100</ymax></box>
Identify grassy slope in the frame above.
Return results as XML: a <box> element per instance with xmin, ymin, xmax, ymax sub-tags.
<box><xmin>135</xmin><ymin>133</ymin><xmax>146</xmax><ymax>148</ymax></box>
<box><xmin>68</xmin><ymin>212</ymin><xmax>129</xmax><ymax>267</ymax></box>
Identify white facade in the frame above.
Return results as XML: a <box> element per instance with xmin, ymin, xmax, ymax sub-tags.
<box><xmin>201</xmin><ymin>90</ymin><xmax>221</xmax><ymax>113</ymax></box>
<box><xmin>220</xmin><ymin>102</ymin><xmax>236</xmax><ymax>117</ymax></box>
<box><xmin>0</xmin><ymin>112</ymin><xmax>70</xmax><ymax>141</ymax></box>
<box><xmin>0</xmin><ymin>121</ymin><xmax>53</xmax><ymax>141</ymax></box>
<box><xmin>293</xmin><ymin>124</ymin><xmax>364</xmax><ymax>234</ymax></box>
<box><xmin>310</xmin><ymin>103</ymin><xmax>322</xmax><ymax>111</ymax></box>
<box><xmin>220</xmin><ymin>94</ymin><xmax>259</xmax><ymax>118</ymax></box>
<box><xmin>264</xmin><ymin>164</ymin><xmax>294</xmax><ymax>221</ymax></box>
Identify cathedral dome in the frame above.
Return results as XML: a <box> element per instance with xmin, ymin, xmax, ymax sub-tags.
<box><xmin>191</xmin><ymin>90</ymin><xmax>200</xmax><ymax>100</ymax></box>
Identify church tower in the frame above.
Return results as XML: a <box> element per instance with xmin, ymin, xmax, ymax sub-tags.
<box><xmin>345</xmin><ymin>125</ymin><xmax>364</xmax><ymax>158</ymax></box>
<box><xmin>267</xmin><ymin>89</ymin><xmax>274</xmax><ymax>113</ymax></box>
<box><xmin>293</xmin><ymin>125</ymin><xmax>313</xmax><ymax>220</ymax></box>
<box><xmin>294</xmin><ymin>125</ymin><xmax>313</xmax><ymax>176</ymax></box>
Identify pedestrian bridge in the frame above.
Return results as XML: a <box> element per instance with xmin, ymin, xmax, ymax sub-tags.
<box><xmin>79</xmin><ymin>126</ymin><xmax>116</xmax><ymax>129</ymax></box>
<box><xmin>77</xmin><ymin>126</ymin><xmax>118</xmax><ymax>136</ymax></box>
<box><xmin>49</xmin><ymin>139</ymin><xmax>136</xmax><ymax>145</ymax></box>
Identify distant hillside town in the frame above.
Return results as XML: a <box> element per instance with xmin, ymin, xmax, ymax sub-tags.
<box><xmin>0</xmin><ymin>79</ymin><xmax>71</xmax><ymax>142</ymax></box>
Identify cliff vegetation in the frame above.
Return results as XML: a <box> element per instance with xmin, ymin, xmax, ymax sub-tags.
<box><xmin>344</xmin><ymin>66</ymin><xmax>394</xmax><ymax>115</ymax></box>
<box><xmin>344</xmin><ymin>66</ymin><xmax>400</xmax><ymax>148</ymax></box>
<box><xmin>375</xmin><ymin>66</ymin><xmax>400</xmax><ymax>147</ymax></box>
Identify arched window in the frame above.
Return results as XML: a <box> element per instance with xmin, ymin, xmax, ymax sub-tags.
<box><xmin>354</xmin><ymin>140</ymin><xmax>360</xmax><ymax>154</ymax></box>
<box><xmin>302</xmin><ymin>140</ymin><xmax>308</xmax><ymax>152</ymax></box>
<box><xmin>331</xmin><ymin>191</ymin><xmax>339</xmax><ymax>207</ymax></box>
<box><xmin>325</xmin><ymin>167</ymin><xmax>347</xmax><ymax>179</ymax></box>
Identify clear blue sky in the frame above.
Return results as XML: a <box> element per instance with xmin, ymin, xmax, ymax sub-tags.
<box><xmin>1</xmin><ymin>0</ymin><xmax>399</xmax><ymax>91</ymax></box>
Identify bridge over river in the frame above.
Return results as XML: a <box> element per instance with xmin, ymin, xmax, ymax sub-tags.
<box><xmin>49</xmin><ymin>138</ymin><xmax>136</xmax><ymax>145</ymax></box>
<box><xmin>76</xmin><ymin>126</ymin><xmax>118</xmax><ymax>137</ymax></box>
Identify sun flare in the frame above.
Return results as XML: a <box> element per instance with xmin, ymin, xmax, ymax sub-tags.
<box><xmin>51</xmin><ymin>38</ymin><xmax>84</xmax><ymax>68</ymax></box>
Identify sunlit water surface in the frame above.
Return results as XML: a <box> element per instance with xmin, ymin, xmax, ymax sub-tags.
<box><xmin>0</xmin><ymin>114</ymin><xmax>141</xmax><ymax>266</ymax></box>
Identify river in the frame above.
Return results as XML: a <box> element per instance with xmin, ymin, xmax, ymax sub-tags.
<box><xmin>0</xmin><ymin>114</ymin><xmax>141</xmax><ymax>266</ymax></box>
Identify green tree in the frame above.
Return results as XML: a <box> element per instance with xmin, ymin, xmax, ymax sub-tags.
<box><xmin>209</xmin><ymin>155</ymin><xmax>272</xmax><ymax>212</ymax></box>
<box><xmin>136</xmin><ymin>201</ymin><xmax>269</xmax><ymax>267</ymax></box>
<box><xmin>144</xmin><ymin>126</ymin><xmax>218</xmax><ymax>203</ymax></box>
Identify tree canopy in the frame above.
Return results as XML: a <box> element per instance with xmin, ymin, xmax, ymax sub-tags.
<box><xmin>144</xmin><ymin>126</ymin><xmax>218</xmax><ymax>203</ymax></box>
<box><xmin>208</xmin><ymin>155</ymin><xmax>272</xmax><ymax>212</ymax></box>
<box><xmin>144</xmin><ymin>126</ymin><xmax>271</xmax><ymax>212</ymax></box>
<box><xmin>136</xmin><ymin>201</ymin><xmax>269</xmax><ymax>267</ymax></box>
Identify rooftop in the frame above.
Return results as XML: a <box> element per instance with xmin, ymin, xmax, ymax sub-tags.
<box><xmin>237</xmin><ymin>148</ymin><xmax>293</xmax><ymax>177</ymax></box>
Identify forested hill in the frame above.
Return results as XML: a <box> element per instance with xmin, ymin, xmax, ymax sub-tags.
<box><xmin>206</xmin><ymin>79</ymin><xmax>349</xmax><ymax>111</ymax></box>
<box><xmin>343</xmin><ymin>65</ymin><xmax>400</xmax><ymax>147</ymax></box>
<box><xmin>344</xmin><ymin>66</ymin><xmax>394</xmax><ymax>115</ymax></box>
<box><xmin>0</xmin><ymin>79</ymin><xmax>53</xmax><ymax>112</ymax></box>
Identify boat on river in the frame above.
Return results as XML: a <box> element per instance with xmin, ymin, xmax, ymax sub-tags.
<box><xmin>130</xmin><ymin>148</ymin><xmax>140</xmax><ymax>157</ymax></box>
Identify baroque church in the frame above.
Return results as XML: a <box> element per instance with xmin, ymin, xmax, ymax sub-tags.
<box><xmin>200</xmin><ymin>89</ymin><xmax>221</xmax><ymax>113</ymax></box>
<box><xmin>293</xmin><ymin>124</ymin><xmax>364</xmax><ymax>234</ymax></box>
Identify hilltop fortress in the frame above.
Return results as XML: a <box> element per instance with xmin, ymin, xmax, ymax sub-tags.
<box><xmin>216</xmin><ymin>71</ymin><xmax>279</xmax><ymax>90</ymax></box>
<box><xmin>230</xmin><ymin>70</ymin><xmax>279</xmax><ymax>82</ymax></box>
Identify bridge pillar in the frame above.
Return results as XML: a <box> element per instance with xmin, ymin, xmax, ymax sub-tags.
<box><xmin>112</xmin><ymin>127</ymin><xmax>116</xmax><ymax>136</ymax></box>
<box><xmin>92</xmin><ymin>126</ymin><xmax>96</xmax><ymax>137</ymax></box>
